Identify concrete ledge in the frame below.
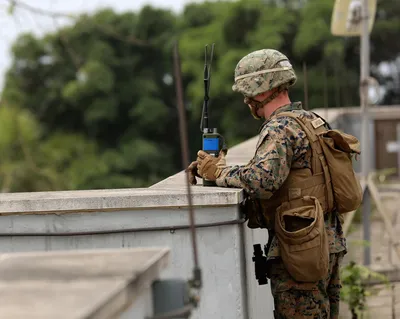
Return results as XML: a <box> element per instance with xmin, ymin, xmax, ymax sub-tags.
<box><xmin>0</xmin><ymin>247</ymin><xmax>170</xmax><ymax>319</ymax></box>
<box><xmin>0</xmin><ymin>186</ymin><xmax>243</xmax><ymax>215</ymax></box>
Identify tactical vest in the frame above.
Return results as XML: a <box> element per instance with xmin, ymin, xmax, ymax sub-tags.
<box><xmin>244</xmin><ymin>110</ymin><xmax>362</xmax><ymax>230</ymax></box>
<box><xmin>242</xmin><ymin>110</ymin><xmax>362</xmax><ymax>282</ymax></box>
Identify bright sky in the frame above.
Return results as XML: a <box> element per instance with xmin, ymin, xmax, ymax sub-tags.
<box><xmin>0</xmin><ymin>0</ymin><xmax>205</xmax><ymax>89</ymax></box>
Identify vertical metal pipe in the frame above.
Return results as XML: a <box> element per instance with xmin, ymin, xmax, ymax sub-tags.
<box><xmin>360</xmin><ymin>0</ymin><xmax>371</xmax><ymax>266</ymax></box>
<box><xmin>303</xmin><ymin>61</ymin><xmax>309</xmax><ymax>110</ymax></box>
<box><xmin>323</xmin><ymin>64</ymin><xmax>329</xmax><ymax>121</ymax></box>
<box><xmin>173</xmin><ymin>40</ymin><xmax>202</xmax><ymax>286</ymax></box>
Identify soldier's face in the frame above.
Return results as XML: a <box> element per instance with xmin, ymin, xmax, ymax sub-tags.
<box><xmin>244</xmin><ymin>97</ymin><xmax>263</xmax><ymax>120</ymax></box>
<box><xmin>243</xmin><ymin>90</ymin><xmax>275</xmax><ymax>120</ymax></box>
<box><xmin>248</xmin><ymin>104</ymin><xmax>262</xmax><ymax>120</ymax></box>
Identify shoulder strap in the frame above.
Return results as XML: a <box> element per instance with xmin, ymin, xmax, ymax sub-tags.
<box><xmin>274</xmin><ymin>111</ymin><xmax>324</xmax><ymax>174</ymax></box>
<box><xmin>274</xmin><ymin>111</ymin><xmax>334</xmax><ymax>211</ymax></box>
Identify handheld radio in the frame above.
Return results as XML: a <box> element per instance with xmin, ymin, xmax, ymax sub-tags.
<box><xmin>200</xmin><ymin>43</ymin><xmax>226</xmax><ymax>187</ymax></box>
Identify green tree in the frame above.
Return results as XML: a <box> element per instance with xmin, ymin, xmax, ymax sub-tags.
<box><xmin>0</xmin><ymin>105</ymin><xmax>113</xmax><ymax>192</ymax></box>
<box><xmin>1</xmin><ymin>0</ymin><xmax>399</xmax><ymax>192</ymax></box>
<box><xmin>2</xmin><ymin>6</ymin><xmax>181</xmax><ymax>189</ymax></box>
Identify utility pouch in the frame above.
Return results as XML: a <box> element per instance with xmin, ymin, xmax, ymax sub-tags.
<box><xmin>317</xmin><ymin>129</ymin><xmax>362</xmax><ymax>213</ymax></box>
<box><xmin>274</xmin><ymin>196</ymin><xmax>329</xmax><ymax>282</ymax></box>
<box><xmin>241</xmin><ymin>195</ymin><xmax>268</xmax><ymax>229</ymax></box>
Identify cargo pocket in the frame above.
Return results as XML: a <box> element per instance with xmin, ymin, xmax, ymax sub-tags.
<box><xmin>269</xmin><ymin>259</ymin><xmax>319</xmax><ymax>293</ymax></box>
<box><xmin>274</xmin><ymin>196</ymin><xmax>329</xmax><ymax>282</ymax></box>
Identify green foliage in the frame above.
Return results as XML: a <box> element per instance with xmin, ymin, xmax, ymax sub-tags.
<box><xmin>2</xmin><ymin>7</ymin><xmax>180</xmax><ymax>190</ymax></box>
<box><xmin>0</xmin><ymin>106</ymin><xmax>118</xmax><ymax>192</ymax></box>
<box><xmin>340</xmin><ymin>261</ymin><xmax>389</xmax><ymax>318</ymax></box>
<box><xmin>0</xmin><ymin>0</ymin><xmax>399</xmax><ymax>191</ymax></box>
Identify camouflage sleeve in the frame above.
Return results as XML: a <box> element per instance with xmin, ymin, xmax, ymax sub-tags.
<box><xmin>215</xmin><ymin>117</ymin><xmax>306</xmax><ymax>199</ymax></box>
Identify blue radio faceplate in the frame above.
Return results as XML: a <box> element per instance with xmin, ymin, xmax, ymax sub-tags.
<box><xmin>203</xmin><ymin>137</ymin><xmax>219</xmax><ymax>151</ymax></box>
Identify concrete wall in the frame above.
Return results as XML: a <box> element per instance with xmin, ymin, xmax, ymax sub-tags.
<box><xmin>0</xmin><ymin>180</ymin><xmax>273</xmax><ymax>318</ymax></box>
<box><xmin>120</xmin><ymin>285</ymin><xmax>153</xmax><ymax>319</ymax></box>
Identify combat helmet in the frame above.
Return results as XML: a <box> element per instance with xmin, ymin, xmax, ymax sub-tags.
<box><xmin>232</xmin><ymin>49</ymin><xmax>297</xmax><ymax>98</ymax></box>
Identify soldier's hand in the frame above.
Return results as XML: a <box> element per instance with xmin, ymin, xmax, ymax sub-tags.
<box><xmin>196</xmin><ymin>150</ymin><xmax>227</xmax><ymax>181</ymax></box>
<box><xmin>186</xmin><ymin>160</ymin><xmax>201</xmax><ymax>185</ymax></box>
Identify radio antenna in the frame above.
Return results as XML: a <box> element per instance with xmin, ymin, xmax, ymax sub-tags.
<box><xmin>200</xmin><ymin>43</ymin><xmax>215</xmax><ymax>133</ymax></box>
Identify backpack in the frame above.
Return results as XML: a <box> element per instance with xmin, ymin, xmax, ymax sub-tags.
<box><xmin>276</xmin><ymin>111</ymin><xmax>363</xmax><ymax>214</ymax></box>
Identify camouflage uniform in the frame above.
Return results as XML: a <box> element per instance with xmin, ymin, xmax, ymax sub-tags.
<box><xmin>216</xmin><ymin>102</ymin><xmax>347</xmax><ymax>318</ymax></box>
<box><xmin>189</xmin><ymin>48</ymin><xmax>348</xmax><ymax>318</ymax></box>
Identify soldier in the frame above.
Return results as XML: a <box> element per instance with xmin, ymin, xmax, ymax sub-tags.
<box><xmin>187</xmin><ymin>49</ymin><xmax>361</xmax><ymax>318</ymax></box>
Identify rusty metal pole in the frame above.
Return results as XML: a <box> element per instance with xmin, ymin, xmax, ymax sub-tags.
<box><xmin>172</xmin><ymin>40</ymin><xmax>202</xmax><ymax>288</ymax></box>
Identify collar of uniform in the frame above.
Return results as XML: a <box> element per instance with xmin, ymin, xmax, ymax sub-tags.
<box><xmin>269</xmin><ymin>101</ymin><xmax>303</xmax><ymax>119</ymax></box>
<box><xmin>258</xmin><ymin>102</ymin><xmax>303</xmax><ymax>134</ymax></box>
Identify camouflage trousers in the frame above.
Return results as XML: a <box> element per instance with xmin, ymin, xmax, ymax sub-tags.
<box><xmin>269</xmin><ymin>252</ymin><xmax>345</xmax><ymax>319</ymax></box>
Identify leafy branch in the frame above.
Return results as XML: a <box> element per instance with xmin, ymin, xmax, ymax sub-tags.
<box><xmin>340</xmin><ymin>261</ymin><xmax>389</xmax><ymax>319</ymax></box>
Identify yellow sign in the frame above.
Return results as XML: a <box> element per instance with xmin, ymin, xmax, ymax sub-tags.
<box><xmin>331</xmin><ymin>0</ymin><xmax>377</xmax><ymax>36</ymax></box>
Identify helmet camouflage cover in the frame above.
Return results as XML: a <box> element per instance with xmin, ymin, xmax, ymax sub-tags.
<box><xmin>232</xmin><ymin>49</ymin><xmax>297</xmax><ymax>98</ymax></box>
